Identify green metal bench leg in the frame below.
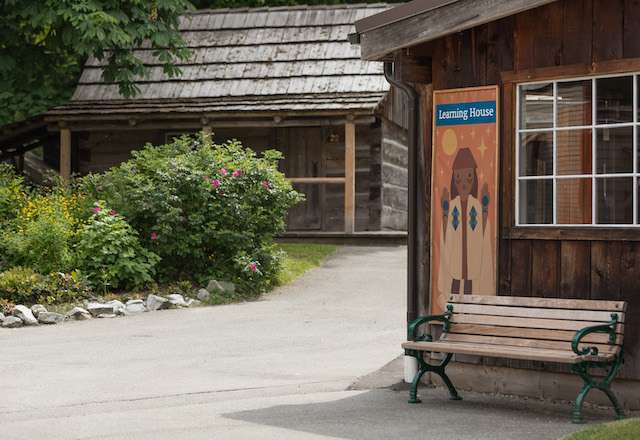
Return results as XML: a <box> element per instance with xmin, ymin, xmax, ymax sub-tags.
<box><xmin>407</xmin><ymin>350</ymin><xmax>461</xmax><ymax>403</ymax></box>
<box><xmin>571</xmin><ymin>356</ymin><xmax>625</xmax><ymax>424</ymax></box>
<box><xmin>572</xmin><ymin>383</ymin><xmax>590</xmax><ymax>424</ymax></box>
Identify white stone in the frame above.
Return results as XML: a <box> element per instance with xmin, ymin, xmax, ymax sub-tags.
<box><xmin>146</xmin><ymin>294</ymin><xmax>171</xmax><ymax>311</ymax></box>
<box><xmin>67</xmin><ymin>307</ymin><xmax>91</xmax><ymax>321</ymax></box>
<box><xmin>87</xmin><ymin>302</ymin><xmax>122</xmax><ymax>317</ymax></box>
<box><xmin>2</xmin><ymin>316</ymin><xmax>23</xmax><ymax>328</ymax></box>
<box><xmin>105</xmin><ymin>300</ymin><xmax>127</xmax><ymax>315</ymax></box>
<box><xmin>197</xmin><ymin>288</ymin><xmax>210</xmax><ymax>302</ymax></box>
<box><xmin>167</xmin><ymin>294</ymin><xmax>188</xmax><ymax>307</ymax></box>
<box><xmin>13</xmin><ymin>305</ymin><xmax>38</xmax><ymax>326</ymax></box>
<box><xmin>30</xmin><ymin>304</ymin><xmax>47</xmax><ymax>318</ymax></box>
<box><xmin>38</xmin><ymin>312</ymin><xmax>66</xmax><ymax>325</ymax></box>
<box><xmin>186</xmin><ymin>299</ymin><xmax>201</xmax><ymax>308</ymax></box>
<box><xmin>205</xmin><ymin>280</ymin><xmax>223</xmax><ymax>293</ymax></box>
<box><xmin>125</xmin><ymin>299</ymin><xmax>147</xmax><ymax>314</ymax></box>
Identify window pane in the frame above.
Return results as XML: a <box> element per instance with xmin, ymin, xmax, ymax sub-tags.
<box><xmin>557</xmin><ymin>178</ymin><xmax>592</xmax><ymax>224</ymax></box>
<box><xmin>596</xmin><ymin>177</ymin><xmax>633</xmax><ymax>224</ymax></box>
<box><xmin>520</xmin><ymin>83</ymin><xmax>553</xmax><ymax>129</ymax></box>
<box><xmin>557</xmin><ymin>80</ymin><xmax>591</xmax><ymax>127</ymax></box>
<box><xmin>557</xmin><ymin>129</ymin><xmax>592</xmax><ymax>175</ymax></box>
<box><xmin>519</xmin><ymin>179</ymin><xmax>553</xmax><ymax>224</ymax></box>
<box><xmin>597</xmin><ymin>76</ymin><xmax>633</xmax><ymax>124</ymax></box>
<box><xmin>596</xmin><ymin>127</ymin><xmax>633</xmax><ymax>173</ymax></box>
<box><xmin>520</xmin><ymin>132</ymin><xmax>553</xmax><ymax>176</ymax></box>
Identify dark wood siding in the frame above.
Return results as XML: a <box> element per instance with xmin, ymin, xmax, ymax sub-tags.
<box><xmin>415</xmin><ymin>0</ymin><xmax>640</xmax><ymax>379</ymax></box>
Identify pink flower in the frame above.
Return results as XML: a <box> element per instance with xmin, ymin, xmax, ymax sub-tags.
<box><xmin>233</xmin><ymin>170</ymin><xmax>242</xmax><ymax>177</ymax></box>
<box><xmin>264</xmin><ymin>181</ymin><xmax>270</xmax><ymax>190</ymax></box>
<box><xmin>94</xmin><ymin>207</ymin><xmax>100</xmax><ymax>213</ymax></box>
<box><xmin>150</xmin><ymin>233</ymin><xmax>157</xmax><ymax>240</ymax></box>
<box><xmin>109</xmin><ymin>210</ymin><xmax>116</xmax><ymax>216</ymax></box>
<box><xmin>205</xmin><ymin>176</ymin><xmax>210</xmax><ymax>180</ymax></box>
<box><xmin>172</xmin><ymin>161</ymin><xmax>177</xmax><ymax>166</ymax></box>
<box><xmin>96</xmin><ymin>186</ymin><xmax>102</xmax><ymax>190</ymax></box>
<box><xmin>212</xmin><ymin>179</ymin><xmax>220</xmax><ymax>187</ymax></box>
<box><xmin>221</xmin><ymin>168</ymin><xmax>227</xmax><ymax>175</ymax></box>
<box><xmin>251</xmin><ymin>264</ymin><xmax>257</xmax><ymax>271</ymax></box>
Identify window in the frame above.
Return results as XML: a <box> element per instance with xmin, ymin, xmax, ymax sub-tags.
<box><xmin>516</xmin><ymin>74</ymin><xmax>639</xmax><ymax>226</ymax></box>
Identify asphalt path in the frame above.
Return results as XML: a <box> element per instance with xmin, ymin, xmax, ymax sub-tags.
<box><xmin>0</xmin><ymin>245</ymin><xmax>629</xmax><ymax>439</ymax></box>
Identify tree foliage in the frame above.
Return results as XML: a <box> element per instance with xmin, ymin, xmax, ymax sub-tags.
<box><xmin>0</xmin><ymin>0</ymin><xmax>195</xmax><ymax>125</ymax></box>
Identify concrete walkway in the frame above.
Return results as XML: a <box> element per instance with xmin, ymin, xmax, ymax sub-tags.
<box><xmin>0</xmin><ymin>246</ymin><xmax>629</xmax><ymax>439</ymax></box>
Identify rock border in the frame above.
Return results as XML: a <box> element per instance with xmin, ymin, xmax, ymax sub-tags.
<box><xmin>0</xmin><ymin>280</ymin><xmax>235</xmax><ymax>328</ymax></box>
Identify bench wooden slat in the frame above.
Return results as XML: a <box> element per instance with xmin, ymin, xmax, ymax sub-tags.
<box><xmin>451</xmin><ymin>303</ymin><xmax>625</xmax><ymax>323</ymax></box>
<box><xmin>441</xmin><ymin>333</ymin><xmax>623</xmax><ymax>355</ymax></box>
<box><xmin>448</xmin><ymin>323</ymin><xmax>623</xmax><ymax>345</ymax></box>
<box><xmin>402</xmin><ymin>341</ymin><xmax>617</xmax><ymax>364</ymax></box>
<box><xmin>449</xmin><ymin>313</ymin><xmax>625</xmax><ymax>333</ymax></box>
<box><xmin>448</xmin><ymin>294</ymin><xmax>627</xmax><ymax>312</ymax></box>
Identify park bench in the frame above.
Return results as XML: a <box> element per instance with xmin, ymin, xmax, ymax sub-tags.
<box><xmin>402</xmin><ymin>294</ymin><xmax>627</xmax><ymax>423</ymax></box>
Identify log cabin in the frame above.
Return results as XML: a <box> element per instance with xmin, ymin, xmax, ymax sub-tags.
<box><xmin>43</xmin><ymin>4</ymin><xmax>409</xmax><ymax>235</ymax></box>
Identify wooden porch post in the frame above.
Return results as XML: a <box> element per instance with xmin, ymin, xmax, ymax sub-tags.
<box><xmin>345</xmin><ymin>117</ymin><xmax>356</xmax><ymax>234</ymax></box>
<box><xmin>60</xmin><ymin>128</ymin><xmax>71</xmax><ymax>180</ymax></box>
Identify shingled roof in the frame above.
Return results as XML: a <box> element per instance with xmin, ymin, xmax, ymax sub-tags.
<box><xmin>48</xmin><ymin>4</ymin><xmax>391</xmax><ymax>119</ymax></box>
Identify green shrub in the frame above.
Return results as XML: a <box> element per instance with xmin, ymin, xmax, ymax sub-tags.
<box><xmin>0</xmin><ymin>161</ymin><xmax>25</xmax><ymax>223</ymax></box>
<box><xmin>74</xmin><ymin>202</ymin><xmax>161</xmax><ymax>290</ymax></box>
<box><xmin>80</xmin><ymin>133</ymin><xmax>302</xmax><ymax>292</ymax></box>
<box><xmin>0</xmin><ymin>266</ymin><xmax>45</xmax><ymax>304</ymax></box>
<box><xmin>0</xmin><ymin>184</ymin><xmax>88</xmax><ymax>274</ymax></box>
<box><xmin>0</xmin><ymin>266</ymin><xmax>92</xmax><ymax>306</ymax></box>
<box><xmin>38</xmin><ymin>270</ymin><xmax>93</xmax><ymax>306</ymax></box>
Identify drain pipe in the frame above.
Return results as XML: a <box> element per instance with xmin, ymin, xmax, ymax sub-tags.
<box><xmin>384</xmin><ymin>62</ymin><xmax>420</xmax><ymax>383</ymax></box>
<box><xmin>384</xmin><ymin>62</ymin><xmax>419</xmax><ymax>328</ymax></box>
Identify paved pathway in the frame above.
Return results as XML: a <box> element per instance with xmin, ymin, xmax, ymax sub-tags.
<box><xmin>0</xmin><ymin>245</ymin><xmax>629</xmax><ymax>439</ymax></box>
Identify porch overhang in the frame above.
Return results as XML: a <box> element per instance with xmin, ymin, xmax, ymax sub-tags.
<box><xmin>354</xmin><ymin>0</ymin><xmax>559</xmax><ymax>61</ymax></box>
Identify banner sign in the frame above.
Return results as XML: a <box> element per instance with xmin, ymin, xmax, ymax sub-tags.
<box><xmin>431</xmin><ymin>86</ymin><xmax>499</xmax><ymax>314</ymax></box>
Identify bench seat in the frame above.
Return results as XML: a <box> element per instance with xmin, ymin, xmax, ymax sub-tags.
<box><xmin>402</xmin><ymin>340</ymin><xmax>617</xmax><ymax>364</ymax></box>
<box><xmin>403</xmin><ymin>294</ymin><xmax>627</xmax><ymax>423</ymax></box>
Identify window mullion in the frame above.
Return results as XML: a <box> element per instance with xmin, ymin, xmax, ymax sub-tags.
<box><xmin>553</xmin><ymin>82</ymin><xmax>558</xmax><ymax>226</ymax></box>
<box><xmin>592</xmin><ymin>78</ymin><xmax>597</xmax><ymax>225</ymax></box>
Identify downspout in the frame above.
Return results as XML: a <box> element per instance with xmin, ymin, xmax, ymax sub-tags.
<box><xmin>384</xmin><ymin>62</ymin><xmax>419</xmax><ymax>329</ymax></box>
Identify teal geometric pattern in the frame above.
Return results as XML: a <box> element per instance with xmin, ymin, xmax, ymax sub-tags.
<box><xmin>452</xmin><ymin>206</ymin><xmax>459</xmax><ymax>230</ymax></box>
<box><xmin>469</xmin><ymin>206</ymin><xmax>478</xmax><ymax>230</ymax></box>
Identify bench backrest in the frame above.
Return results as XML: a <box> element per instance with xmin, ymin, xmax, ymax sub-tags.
<box><xmin>443</xmin><ymin>295</ymin><xmax>626</xmax><ymax>356</ymax></box>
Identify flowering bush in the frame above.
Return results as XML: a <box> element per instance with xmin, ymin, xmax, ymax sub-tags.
<box><xmin>81</xmin><ymin>133</ymin><xmax>302</xmax><ymax>292</ymax></box>
<box><xmin>73</xmin><ymin>202</ymin><xmax>161</xmax><ymax>290</ymax></box>
<box><xmin>0</xmin><ymin>182</ymin><xmax>88</xmax><ymax>274</ymax></box>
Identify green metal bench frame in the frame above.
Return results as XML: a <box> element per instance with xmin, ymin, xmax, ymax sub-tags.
<box><xmin>405</xmin><ymin>305</ymin><xmax>625</xmax><ymax>424</ymax></box>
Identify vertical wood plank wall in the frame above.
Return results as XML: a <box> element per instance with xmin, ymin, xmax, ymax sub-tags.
<box><xmin>415</xmin><ymin>0</ymin><xmax>640</xmax><ymax>379</ymax></box>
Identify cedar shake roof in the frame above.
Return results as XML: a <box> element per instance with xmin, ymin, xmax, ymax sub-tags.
<box><xmin>48</xmin><ymin>4</ymin><xmax>392</xmax><ymax>119</ymax></box>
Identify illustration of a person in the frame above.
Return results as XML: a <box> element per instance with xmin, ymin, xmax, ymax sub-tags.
<box><xmin>437</xmin><ymin>147</ymin><xmax>493</xmax><ymax>307</ymax></box>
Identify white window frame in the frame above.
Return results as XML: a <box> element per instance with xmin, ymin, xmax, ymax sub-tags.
<box><xmin>515</xmin><ymin>73</ymin><xmax>639</xmax><ymax>227</ymax></box>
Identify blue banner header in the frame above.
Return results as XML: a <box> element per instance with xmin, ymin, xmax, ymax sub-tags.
<box><xmin>435</xmin><ymin>100</ymin><xmax>497</xmax><ymax>126</ymax></box>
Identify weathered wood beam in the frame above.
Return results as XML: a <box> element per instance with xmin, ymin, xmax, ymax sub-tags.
<box><xmin>345</xmin><ymin>118</ymin><xmax>356</xmax><ymax>234</ymax></box>
<box><xmin>394</xmin><ymin>50</ymin><xmax>432</xmax><ymax>83</ymax></box>
<box><xmin>286</xmin><ymin>177</ymin><xmax>345</xmax><ymax>184</ymax></box>
<box><xmin>46</xmin><ymin>116</ymin><xmax>377</xmax><ymax>133</ymax></box>
<box><xmin>60</xmin><ymin>129</ymin><xmax>71</xmax><ymax>180</ymax></box>
<box><xmin>358</xmin><ymin>0</ymin><xmax>558</xmax><ymax>60</ymax></box>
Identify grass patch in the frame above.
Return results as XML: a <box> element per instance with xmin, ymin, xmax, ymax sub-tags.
<box><xmin>274</xmin><ymin>243</ymin><xmax>341</xmax><ymax>286</ymax></box>
<box><xmin>562</xmin><ymin>418</ymin><xmax>640</xmax><ymax>440</ymax></box>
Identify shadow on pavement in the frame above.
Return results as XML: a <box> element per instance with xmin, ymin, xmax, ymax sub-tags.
<box><xmin>223</xmin><ymin>385</ymin><xmax>625</xmax><ymax>440</ymax></box>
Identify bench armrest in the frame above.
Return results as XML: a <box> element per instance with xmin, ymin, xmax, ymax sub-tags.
<box><xmin>572</xmin><ymin>313</ymin><xmax>619</xmax><ymax>356</ymax></box>
<box><xmin>407</xmin><ymin>305</ymin><xmax>453</xmax><ymax>341</ymax></box>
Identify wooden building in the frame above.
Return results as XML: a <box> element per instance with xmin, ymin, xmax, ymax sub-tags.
<box><xmin>44</xmin><ymin>4</ymin><xmax>409</xmax><ymax>234</ymax></box>
<box><xmin>354</xmin><ymin>0</ymin><xmax>640</xmax><ymax>408</ymax></box>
